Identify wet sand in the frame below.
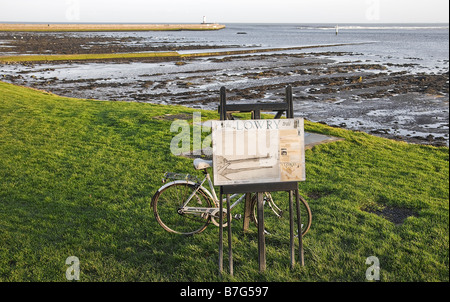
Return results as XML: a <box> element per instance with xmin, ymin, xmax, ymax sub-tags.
<box><xmin>0</xmin><ymin>33</ymin><xmax>448</xmax><ymax>146</ymax></box>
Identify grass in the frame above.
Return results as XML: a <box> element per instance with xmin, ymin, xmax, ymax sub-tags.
<box><xmin>0</xmin><ymin>52</ymin><xmax>180</xmax><ymax>63</ymax></box>
<box><xmin>0</xmin><ymin>81</ymin><xmax>448</xmax><ymax>282</ymax></box>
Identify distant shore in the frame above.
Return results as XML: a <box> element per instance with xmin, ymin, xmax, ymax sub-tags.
<box><xmin>0</xmin><ymin>23</ymin><xmax>226</xmax><ymax>32</ymax></box>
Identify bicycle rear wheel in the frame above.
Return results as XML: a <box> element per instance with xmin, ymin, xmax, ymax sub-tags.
<box><xmin>152</xmin><ymin>183</ymin><xmax>213</xmax><ymax>235</ymax></box>
<box><xmin>251</xmin><ymin>192</ymin><xmax>312</xmax><ymax>238</ymax></box>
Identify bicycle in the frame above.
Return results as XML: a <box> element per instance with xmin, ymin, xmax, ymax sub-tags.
<box><xmin>151</xmin><ymin>158</ymin><xmax>312</xmax><ymax>237</ymax></box>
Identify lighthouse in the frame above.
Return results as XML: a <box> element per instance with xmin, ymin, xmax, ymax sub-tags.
<box><xmin>202</xmin><ymin>16</ymin><xmax>207</xmax><ymax>24</ymax></box>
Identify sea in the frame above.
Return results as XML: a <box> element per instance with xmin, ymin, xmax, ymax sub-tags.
<box><xmin>1</xmin><ymin>23</ymin><xmax>448</xmax><ymax>78</ymax></box>
<box><xmin>74</xmin><ymin>22</ymin><xmax>449</xmax><ymax>72</ymax></box>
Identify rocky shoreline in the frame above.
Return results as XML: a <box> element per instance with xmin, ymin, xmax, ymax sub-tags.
<box><xmin>0</xmin><ymin>32</ymin><xmax>240</xmax><ymax>55</ymax></box>
<box><xmin>0</xmin><ymin>32</ymin><xmax>448</xmax><ymax>147</ymax></box>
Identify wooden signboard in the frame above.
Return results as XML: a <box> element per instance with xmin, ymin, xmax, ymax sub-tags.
<box><xmin>212</xmin><ymin>118</ymin><xmax>305</xmax><ymax>186</ymax></box>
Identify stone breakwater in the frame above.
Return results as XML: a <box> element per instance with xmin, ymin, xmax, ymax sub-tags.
<box><xmin>0</xmin><ymin>23</ymin><xmax>226</xmax><ymax>32</ymax></box>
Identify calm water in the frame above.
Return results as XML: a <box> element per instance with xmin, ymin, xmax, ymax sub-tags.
<box><xmin>2</xmin><ymin>23</ymin><xmax>448</xmax><ymax>73</ymax></box>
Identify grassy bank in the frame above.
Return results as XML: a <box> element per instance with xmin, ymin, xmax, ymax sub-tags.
<box><xmin>0</xmin><ymin>23</ymin><xmax>226</xmax><ymax>32</ymax></box>
<box><xmin>0</xmin><ymin>51</ymin><xmax>180</xmax><ymax>63</ymax></box>
<box><xmin>0</xmin><ymin>81</ymin><xmax>448</xmax><ymax>282</ymax></box>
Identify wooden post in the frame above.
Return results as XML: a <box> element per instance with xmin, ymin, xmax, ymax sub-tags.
<box><xmin>219</xmin><ymin>189</ymin><xmax>223</xmax><ymax>274</ymax></box>
<box><xmin>289</xmin><ymin>190</ymin><xmax>295</xmax><ymax>268</ymax></box>
<box><xmin>242</xmin><ymin>193</ymin><xmax>252</xmax><ymax>233</ymax></box>
<box><xmin>257</xmin><ymin>192</ymin><xmax>266</xmax><ymax>272</ymax></box>
<box><xmin>226</xmin><ymin>194</ymin><xmax>233</xmax><ymax>276</ymax></box>
<box><xmin>286</xmin><ymin>85</ymin><xmax>294</xmax><ymax>118</ymax></box>
<box><xmin>219</xmin><ymin>86</ymin><xmax>226</xmax><ymax>120</ymax></box>
<box><xmin>252</xmin><ymin>109</ymin><xmax>261</xmax><ymax>120</ymax></box>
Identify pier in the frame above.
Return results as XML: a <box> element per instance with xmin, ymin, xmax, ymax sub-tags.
<box><xmin>0</xmin><ymin>23</ymin><xmax>226</xmax><ymax>32</ymax></box>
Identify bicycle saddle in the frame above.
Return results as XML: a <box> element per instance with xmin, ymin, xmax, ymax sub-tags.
<box><xmin>193</xmin><ymin>158</ymin><xmax>213</xmax><ymax>170</ymax></box>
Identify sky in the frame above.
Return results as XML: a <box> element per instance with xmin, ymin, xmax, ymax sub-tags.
<box><xmin>0</xmin><ymin>0</ymin><xmax>448</xmax><ymax>24</ymax></box>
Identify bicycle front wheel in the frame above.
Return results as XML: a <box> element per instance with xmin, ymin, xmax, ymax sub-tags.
<box><xmin>251</xmin><ymin>192</ymin><xmax>312</xmax><ymax>238</ymax></box>
<box><xmin>152</xmin><ymin>183</ymin><xmax>214</xmax><ymax>235</ymax></box>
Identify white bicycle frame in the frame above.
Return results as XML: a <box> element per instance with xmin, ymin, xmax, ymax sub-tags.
<box><xmin>159</xmin><ymin>171</ymin><xmax>246</xmax><ymax>223</ymax></box>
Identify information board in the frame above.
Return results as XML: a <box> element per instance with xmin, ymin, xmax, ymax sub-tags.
<box><xmin>212</xmin><ymin>118</ymin><xmax>305</xmax><ymax>186</ymax></box>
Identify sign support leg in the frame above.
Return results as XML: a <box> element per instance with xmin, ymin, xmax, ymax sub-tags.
<box><xmin>242</xmin><ymin>193</ymin><xmax>252</xmax><ymax>233</ymax></box>
<box><xmin>295</xmin><ymin>189</ymin><xmax>305</xmax><ymax>266</ymax></box>
<box><xmin>219</xmin><ymin>190</ymin><xmax>223</xmax><ymax>274</ymax></box>
<box><xmin>226</xmin><ymin>194</ymin><xmax>233</xmax><ymax>276</ymax></box>
<box><xmin>257</xmin><ymin>192</ymin><xmax>266</xmax><ymax>272</ymax></box>
<box><xmin>289</xmin><ymin>190</ymin><xmax>295</xmax><ymax>268</ymax></box>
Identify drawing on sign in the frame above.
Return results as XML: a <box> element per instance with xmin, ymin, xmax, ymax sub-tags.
<box><xmin>212</xmin><ymin>119</ymin><xmax>305</xmax><ymax>186</ymax></box>
<box><xmin>215</xmin><ymin>154</ymin><xmax>275</xmax><ymax>181</ymax></box>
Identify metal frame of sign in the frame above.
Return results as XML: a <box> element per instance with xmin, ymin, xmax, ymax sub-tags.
<box><xmin>217</xmin><ymin>86</ymin><xmax>305</xmax><ymax>275</ymax></box>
